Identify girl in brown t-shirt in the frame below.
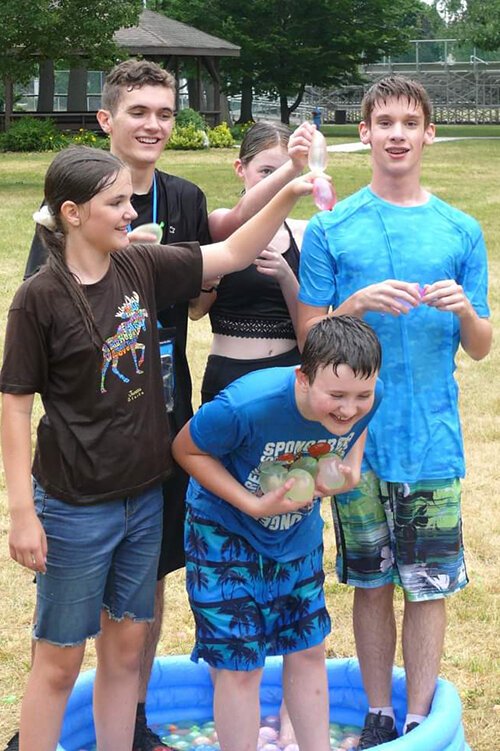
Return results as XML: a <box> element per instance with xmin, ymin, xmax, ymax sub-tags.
<box><xmin>0</xmin><ymin>145</ymin><xmax>315</xmax><ymax>750</ymax></box>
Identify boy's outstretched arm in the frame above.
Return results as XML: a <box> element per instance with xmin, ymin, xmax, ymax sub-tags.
<box><xmin>200</xmin><ymin>174</ymin><xmax>314</xmax><ymax>282</ymax></box>
<box><xmin>421</xmin><ymin>280</ymin><xmax>492</xmax><ymax>360</ymax></box>
<box><xmin>172</xmin><ymin>421</ymin><xmax>308</xmax><ymax>518</ymax></box>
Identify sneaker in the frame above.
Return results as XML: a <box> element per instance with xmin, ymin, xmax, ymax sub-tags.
<box><xmin>132</xmin><ymin>716</ymin><xmax>178</xmax><ymax>751</ymax></box>
<box><xmin>357</xmin><ymin>711</ymin><xmax>398</xmax><ymax>749</ymax></box>
<box><xmin>4</xmin><ymin>733</ymin><xmax>19</xmax><ymax>751</ymax></box>
<box><xmin>405</xmin><ymin>721</ymin><xmax>420</xmax><ymax>734</ymax></box>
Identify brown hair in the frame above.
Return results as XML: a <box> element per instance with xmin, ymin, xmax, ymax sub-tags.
<box><xmin>361</xmin><ymin>75</ymin><xmax>432</xmax><ymax>127</ymax></box>
<box><xmin>239</xmin><ymin>121</ymin><xmax>291</xmax><ymax>165</ymax></box>
<box><xmin>301</xmin><ymin>316</ymin><xmax>381</xmax><ymax>383</ymax></box>
<box><xmin>101</xmin><ymin>59</ymin><xmax>176</xmax><ymax>113</ymax></box>
<box><xmin>38</xmin><ymin>146</ymin><xmax>126</xmax><ymax>350</ymax></box>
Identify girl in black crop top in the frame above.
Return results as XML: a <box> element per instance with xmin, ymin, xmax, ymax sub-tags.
<box><xmin>189</xmin><ymin>120</ymin><xmax>316</xmax><ymax>409</ymax></box>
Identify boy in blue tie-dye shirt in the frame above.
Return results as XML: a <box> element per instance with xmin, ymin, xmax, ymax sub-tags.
<box><xmin>297</xmin><ymin>75</ymin><xmax>492</xmax><ymax>748</ymax></box>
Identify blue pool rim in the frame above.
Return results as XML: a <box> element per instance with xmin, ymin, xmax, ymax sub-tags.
<box><xmin>57</xmin><ymin>655</ymin><xmax>471</xmax><ymax>751</ymax></box>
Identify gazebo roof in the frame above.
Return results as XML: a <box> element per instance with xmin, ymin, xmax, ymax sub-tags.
<box><xmin>114</xmin><ymin>9</ymin><xmax>240</xmax><ymax>58</ymax></box>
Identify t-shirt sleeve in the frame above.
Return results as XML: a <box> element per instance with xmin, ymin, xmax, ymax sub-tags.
<box><xmin>0</xmin><ymin>298</ymin><xmax>48</xmax><ymax>395</ymax></box>
<box><xmin>189</xmin><ymin>391</ymin><xmax>248</xmax><ymax>459</ymax></box>
<box><xmin>459</xmin><ymin>225</ymin><xmax>490</xmax><ymax>318</ymax></box>
<box><xmin>148</xmin><ymin>241</ymin><xmax>203</xmax><ymax>309</ymax></box>
<box><xmin>298</xmin><ymin>215</ymin><xmax>337</xmax><ymax>307</ymax></box>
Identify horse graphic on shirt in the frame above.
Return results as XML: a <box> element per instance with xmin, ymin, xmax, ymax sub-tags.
<box><xmin>100</xmin><ymin>291</ymin><xmax>149</xmax><ymax>393</ymax></box>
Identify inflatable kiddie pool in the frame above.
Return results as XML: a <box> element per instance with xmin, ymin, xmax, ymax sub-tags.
<box><xmin>56</xmin><ymin>655</ymin><xmax>470</xmax><ymax>750</ymax></box>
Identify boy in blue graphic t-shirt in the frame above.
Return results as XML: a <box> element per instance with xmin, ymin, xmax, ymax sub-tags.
<box><xmin>172</xmin><ymin>316</ymin><xmax>383</xmax><ymax>751</ymax></box>
<box><xmin>297</xmin><ymin>76</ymin><xmax>492</xmax><ymax>748</ymax></box>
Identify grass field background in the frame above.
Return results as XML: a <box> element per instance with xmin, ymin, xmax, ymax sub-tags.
<box><xmin>0</xmin><ymin>131</ymin><xmax>499</xmax><ymax>749</ymax></box>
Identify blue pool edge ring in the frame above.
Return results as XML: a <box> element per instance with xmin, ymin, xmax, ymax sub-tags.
<box><xmin>57</xmin><ymin>655</ymin><xmax>471</xmax><ymax>751</ymax></box>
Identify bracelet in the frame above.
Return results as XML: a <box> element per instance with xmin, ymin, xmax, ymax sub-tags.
<box><xmin>201</xmin><ymin>286</ymin><xmax>217</xmax><ymax>293</ymax></box>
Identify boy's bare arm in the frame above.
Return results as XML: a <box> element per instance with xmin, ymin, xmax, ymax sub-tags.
<box><xmin>296</xmin><ymin>281</ymin><xmax>422</xmax><ymax>350</ymax></box>
<box><xmin>172</xmin><ymin>422</ymin><xmax>307</xmax><ymax>519</ymax></box>
<box><xmin>297</xmin><ymin>302</ymin><xmax>330</xmax><ymax>351</ymax></box>
<box><xmin>332</xmin><ymin>281</ymin><xmax>421</xmax><ymax>318</ymax></box>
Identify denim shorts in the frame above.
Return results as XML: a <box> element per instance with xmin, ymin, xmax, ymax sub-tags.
<box><xmin>185</xmin><ymin>507</ymin><xmax>331</xmax><ymax>670</ymax></box>
<box><xmin>331</xmin><ymin>471</ymin><xmax>468</xmax><ymax>602</ymax></box>
<box><xmin>33</xmin><ymin>480</ymin><xmax>163</xmax><ymax>646</ymax></box>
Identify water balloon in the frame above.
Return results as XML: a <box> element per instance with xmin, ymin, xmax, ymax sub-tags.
<box><xmin>285</xmin><ymin>468</ymin><xmax>315</xmax><ymax>503</ymax></box>
<box><xmin>308</xmin><ymin>130</ymin><xmax>336</xmax><ymax>212</ymax></box>
<box><xmin>134</xmin><ymin>222</ymin><xmax>163</xmax><ymax>242</ymax></box>
<box><xmin>259</xmin><ymin>462</ymin><xmax>288</xmax><ymax>493</ymax></box>
<box><xmin>317</xmin><ymin>454</ymin><xmax>344</xmax><ymax>491</ymax></box>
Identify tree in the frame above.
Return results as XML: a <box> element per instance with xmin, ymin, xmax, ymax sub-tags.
<box><xmin>436</xmin><ymin>1</ymin><xmax>500</xmax><ymax>50</ymax></box>
<box><xmin>153</xmin><ymin>0</ymin><xmax>427</xmax><ymax>123</ymax></box>
<box><xmin>0</xmin><ymin>0</ymin><xmax>142</xmax><ymax>128</ymax></box>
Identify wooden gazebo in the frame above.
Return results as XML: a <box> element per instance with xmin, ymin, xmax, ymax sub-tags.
<box><xmin>2</xmin><ymin>10</ymin><xmax>240</xmax><ymax>130</ymax></box>
<box><xmin>114</xmin><ymin>10</ymin><xmax>240</xmax><ymax>124</ymax></box>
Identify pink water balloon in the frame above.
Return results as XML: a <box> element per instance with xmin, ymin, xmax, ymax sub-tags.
<box><xmin>308</xmin><ymin>130</ymin><xmax>336</xmax><ymax>211</ymax></box>
<box><xmin>313</xmin><ymin>176</ymin><xmax>336</xmax><ymax>211</ymax></box>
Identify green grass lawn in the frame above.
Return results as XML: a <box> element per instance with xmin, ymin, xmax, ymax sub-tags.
<box><xmin>0</xmin><ymin>140</ymin><xmax>499</xmax><ymax>750</ymax></box>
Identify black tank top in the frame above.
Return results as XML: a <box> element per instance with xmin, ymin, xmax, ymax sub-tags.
<box><xmin>209</xmin><ymin>223</ymin><xmax>300</xmax><ymax>339</ymax></box>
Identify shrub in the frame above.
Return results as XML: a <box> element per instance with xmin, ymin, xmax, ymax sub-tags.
<box><xmin>208</xmin><ymin>122</ymin><xmax>234</xmax><ymax>148</ymax></box>
<box><xmin>167</xmin><ymin>124</ymin><xmax>207</xmax><ymax>150</ymax></box>
<box><xmin>175</xmin><ymin>107</ymin><xmax>207</xmax><ymax>130</ymax></box>
<box><xmin>70</xmin><ymin>128</ymin><xmax>108</xmax><ymax>149</ymax></box>
<box><xmin>0</xmin><ymin>117</ymin><xmax>68</xmax><ymax>152</ymax></box>
<box><xmin>230</xmin><ymin>121</ymin><xmax>254</xmax><ymax>142</ymax></box>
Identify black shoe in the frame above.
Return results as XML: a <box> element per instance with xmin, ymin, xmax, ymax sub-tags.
<box><xmin>132</xmin><ymin>716</ymin><xmax>178</xmax><ymax>751</ymax></box>
<box><xmin>357</xmin><ymin>712</ymin><xmax>398</xmax><ymax>749</ymax></box>
<box><xmin>4</xmin><ymin>732</ymin><xmax>19</xmax><ymax>751</ymax></box>
<box><xmin>405</xmin><ymin>721</ymin><xmax>420</xmax><ymax>734</ymax></box>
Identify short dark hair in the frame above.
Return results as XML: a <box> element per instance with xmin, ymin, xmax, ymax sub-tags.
<box><xmin>301</xmin><ymin>316</ymin><xmax>381</xmax><ymax>382</ymax></box>
<box><xmin>101</xmin><ymin>59</ymin><xmax>176</xmax><ymax>113</ymax></box>
<box><xmin>361</xmin><ymin>75</ymin><xmax>432</xmax><ymax>128</ymax></box>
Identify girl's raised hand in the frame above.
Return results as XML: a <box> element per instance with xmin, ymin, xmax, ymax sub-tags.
<box><xmin>288</xmin><ymin>121</ymin><xmax>316</xmax><ymax>172</ymax></box>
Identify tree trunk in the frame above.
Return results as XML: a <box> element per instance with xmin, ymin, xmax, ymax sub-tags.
<box><xmin>220</xmin><ymin>93</ymin><xmax>232</xmax><ymax>126</ymax></box>
<box><xmin>37</xmin><ymin>59</ymin><xmax>55</xmax><ymax>112</ymax></box>
<box><xmin>280</xmin><ymin>83</ymin><xmax>306</xmax><ymax>124</ymax></box>
<box><xmin>187</xmin><ymin>77</ymin><xmax>200</xmax><ymax>110</ymax></box>
<box><xmin>67</xmin><ymin>65</ymin><xmax>88</xmax><ymax>112</ymax></box>
<box><xmin>236</xmin><ymin>77</ymin><xmax>254</xmax><ymax>123</ymax></box>
<box><xmin>280</xmin><ymin>94</ymin><xmax>290</xmax><ymax>124</ymax></box>
<box><xmin>3</xmin><ymin>76</ymin><xmax>13</xmax><ymax>131</ymax></box>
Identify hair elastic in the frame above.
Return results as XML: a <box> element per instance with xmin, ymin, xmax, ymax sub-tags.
<box><xmin>33</xmin><ymin>205</ymin><xmax>56</xmax><ymax>231</ymax></box>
